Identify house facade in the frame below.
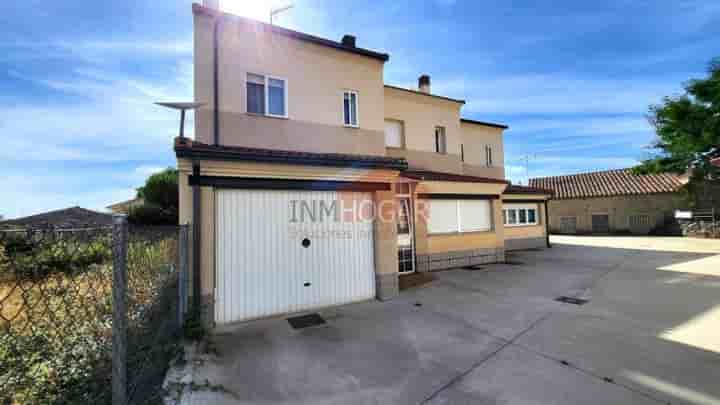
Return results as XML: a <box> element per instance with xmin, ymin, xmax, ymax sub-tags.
<box><xmin>530</xmin><ymin>169</ymin><xmax>687</xmax><ymax>235</ymax></box>
<box><xmin>178</xmin><ymin>2</ymin><xmax>543</xmax><ymax>326</ymax></box>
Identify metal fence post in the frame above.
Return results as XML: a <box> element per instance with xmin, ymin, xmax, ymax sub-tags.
<box><xmin>178</xmin><ymin>224</ymin><xmax>189</xmax><ymax>328</ymax></box>
<box><xmin>112</xmin><ymin>215</ymin><xmax>128</xmax><ymax>405</ymax></box>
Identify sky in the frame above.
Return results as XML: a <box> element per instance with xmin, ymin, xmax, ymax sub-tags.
<box><xmin>1</xmin><ymin>0</ymin><xmax>719</xmax><ymax>219</ymax></box>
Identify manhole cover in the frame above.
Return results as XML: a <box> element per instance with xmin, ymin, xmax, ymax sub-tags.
<box><xmin>287</xmin><ymin>313</ymin><xmax>326</xmax><ymax>329</ymax></box>
<box><xmin>555</xmin><ymin>296</ymin><xmax>588</xmax><ymax>305</ymax></box>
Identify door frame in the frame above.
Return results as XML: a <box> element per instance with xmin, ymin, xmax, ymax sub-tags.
<box><xmin>396</xmin><ymin>191</ymin><xmax>416</xmax><ymax>275</ymax></box>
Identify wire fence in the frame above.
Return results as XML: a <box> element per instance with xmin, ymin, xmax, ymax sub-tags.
<box><xmin>0</xmin><ymin>218</ymin><xmax>190</xmax><ymax>404</ymax></box>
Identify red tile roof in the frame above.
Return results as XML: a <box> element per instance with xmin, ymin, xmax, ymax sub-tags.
<box><xmin>529</xmin><ymin>169</ymin><xmax>685</xmax><ymax>200</ymax></box>
<box><xmin>400</xmin><ymin>169</ymin><xmax>509</xmax><ymax>184</ymax></box>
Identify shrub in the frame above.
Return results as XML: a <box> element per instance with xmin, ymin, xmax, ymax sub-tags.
<box><xmin>137</xmin><ymin>168</ymin><xmax>178</xmax><ymax>210</ymax></box>
<box><xmin>128</xmin><ymin>204</ymin><xmax>178</xmax><ymax>226</ymax></box>
<box><xmin>0</xmin><ymin>234</ymin><xmax>111</xmax><ymax>281</ymax></box>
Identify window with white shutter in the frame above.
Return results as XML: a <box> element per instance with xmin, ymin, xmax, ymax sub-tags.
<box><xmin>428</xmin><ymin>199</ymin><xmax>493</xmax><ymax>234</ymax></box>
<box><xmin>384</xmin><ymin>120</ymin><xmax>404</xmax><ymax>148</ymax></box>
<box><xmin>427</xmin><ymin>200</ymin><xmax>459</xmax><ymax>234</ymax></box>
<box><xmin>459</xmin><ymin>200</ymin><xmax>492</xmax><ymax>232</ymax></box>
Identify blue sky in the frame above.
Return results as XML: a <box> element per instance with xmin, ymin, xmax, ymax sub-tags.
<box><xmin>2</xmin><ymin>0</ymin><xmax>719</xmax><ymax>219</ymax></box>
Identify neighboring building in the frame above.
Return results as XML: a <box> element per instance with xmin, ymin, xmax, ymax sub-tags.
<box><xmin>179</xmin><ymin>2</ymin><xmax>520</xmax><ymax>326</ymax></box>
<box><xmin>106</xmin><ymin>198</ymin><xmax>144</xmax><ymax>214</ymax></box>
<box><xmin>530</xmin><ymin>169</ymin><xmax>687</xmax><ymax>235</ymax></box>
<box><xmin>0</xmin><ymin>206</ymin><xmax>114</xmax><ymax>230</ymax></box>
<box><xmin>502</xmin><ymin>185</ymin><xmax>552</xmax><ymax>251</ymax></box>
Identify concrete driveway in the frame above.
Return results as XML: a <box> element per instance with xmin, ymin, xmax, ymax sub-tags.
<box><xmin>182</xmin><ymin>236</ymin><xmax>720</xmax><ymax>405</ymax></box>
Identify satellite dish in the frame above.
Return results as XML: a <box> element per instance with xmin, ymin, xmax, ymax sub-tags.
<box><xmin>155</xmin><ymin>102</ymin><xmax>206</xmax><ymax>139</ymax></box>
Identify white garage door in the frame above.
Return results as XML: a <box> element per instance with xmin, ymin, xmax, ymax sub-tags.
<box><xmin>215</xmin><ymin>189</ymin><xmax>375</xmax><ymax>324</ymax></box>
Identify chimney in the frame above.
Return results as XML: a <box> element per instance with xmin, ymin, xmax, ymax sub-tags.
<box><xmin>418</xmin><ymin>74</ymin><xmax>431</xmax><ymax>93</ymax></box>
<box><xmin>341</xmin><ymin>35</ymin><xmax>357</xmax><ymax>48</ymax></box>
<box><xmin>202</xmin><ymin>0</ymin><xmax>219</xmax><ymax>10</ymax></box>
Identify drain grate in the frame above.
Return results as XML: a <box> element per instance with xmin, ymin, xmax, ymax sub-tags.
<box><xmin>555</xmin><ymin>296</ymin><xmax>589</xmax><ymax>305</ymax></box>
<box><xmin>287</xmin><ymin>313</ymin><xmax>326</xmax><ymax>329</ymax></box>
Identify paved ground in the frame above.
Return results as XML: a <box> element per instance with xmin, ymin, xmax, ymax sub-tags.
<box><xmin>182</xmin><ymin>236</ymin><xmax>720</xmax><ymax>405</ymax></box>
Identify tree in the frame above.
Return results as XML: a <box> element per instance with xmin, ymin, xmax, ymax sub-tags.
<box><xmin>129</xmin><ymin>168</ymin><xmax>178</xmax><ymax>225</ymax></box>
<box><xmin>137</xmin><ymin>168</ymin><xmax>179</xmax><ymax>209</ymax></box>
<box><xmin>635</xmin><ymin>58</ymin><xmax>720</xmax><ymax>187</ymax></box>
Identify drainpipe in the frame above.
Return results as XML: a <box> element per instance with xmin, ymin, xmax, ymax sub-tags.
<box><xmin>544</xmin><ymin>199</ymin><xmax>551</xmax><ymax>248</ymax></box>
<box><xmin>192</xmin><ymin>162</ymin><xmax>202</xmax><ymax>316</ymax></box>
<box><xmin>212</xmin><ymin>15</ymin><xmax>222</xmax><ymax>145</ymax></box>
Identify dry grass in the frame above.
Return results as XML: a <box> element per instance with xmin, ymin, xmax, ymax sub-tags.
<box><xmin>0</xmin><ymin>265</ymin><xmax>112</xmax><ymax>334</ymax></box>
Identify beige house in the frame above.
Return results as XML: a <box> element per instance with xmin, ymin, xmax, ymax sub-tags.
<box><xmin>178</xmin><ymin>2</ymin><xmax>541</xmax><ymax>326</ymax></box>
<box><xmin>530</xmin><ymin>169</ymin><xmax>687</xmax><ymax>235</ymax></box>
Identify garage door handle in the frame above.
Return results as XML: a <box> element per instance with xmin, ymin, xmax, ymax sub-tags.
<box><xmin>304</xmin><ymin>282</ymin><xmax>311</xmax><ymax>287</ymax></box>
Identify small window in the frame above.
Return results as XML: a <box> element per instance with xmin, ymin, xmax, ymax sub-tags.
<box><xmin>435</xmin><ymin>126</ymin><xmax>447</xmax><ymax>154</ymax></box>
<box><xmin>246</xmin><ymin>73</ymin><xmax>287</xmax><ymax>118</ymax></box>
<box><xmin>460</xmin><ymin>144</ymin><xmax>465</xmax><ymax>162</ymax></box>
<box><xmin>527</xmin><ymin>208</ymin><xmax>537</xmax><ymax>224</ymax></box>
<box><xmin>507</xmin><ymin>209</ymin><xmax>517</xmax><ymax>224</ymax></box>
<box><xmin>343</xmin><ymin>90</ymin><xmax>359</xmax><ymax>127</ymax></box>
<box><xmin>268</xmin><ymin>78</ymin><xmax>286</xmax><ymax>116</ymax></box>
<box><xmin>385</xmin><ymin>120</ymin><xmax>404</xmax><ymax>148</ymax></box>
<box><xmin>397</xmin><ymin>198</ymin><xmax>411</xmax><ymax>235</ymax></box>
<box><xmin>503</xmin><ymin>205</ymin><xmax>539</xmax><ymax>226</ymax></box>
<box><xmin>246</xmin><ymin>73</ymin><xmax>266</xmax><ymax>115</ymax></box>
<box><xmin>518</xmin><ymin>209</ymin><xmax>527</xmax><ymax>224</ymax></box>
<box><xmin>485</xmin><ymin>145</ymin><xmax>493</xmax><ymax>167</ymax></box>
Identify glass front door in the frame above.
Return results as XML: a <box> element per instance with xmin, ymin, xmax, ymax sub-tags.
<box><xmin>397</xmin><ymin>196</ymin><xmax>415</xmax><ymax>274</ymax></box>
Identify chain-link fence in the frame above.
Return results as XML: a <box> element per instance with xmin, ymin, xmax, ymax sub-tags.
<box><xmin>0</xmin><ymin>217</ymin><xmax>189</xmax><ymax>404</ymax></box>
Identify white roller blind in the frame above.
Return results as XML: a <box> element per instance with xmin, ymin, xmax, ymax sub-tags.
<box><xmin>385</xmin><ymin>120</ymin><xmax>403</xmax><ymax>147</ymax></box>
<box><xmin>459</xmin><ymin>200</ymin><xmax>492</xmax><ymax>232</ymax></box>
<box><xmin>427</xmin><ymin>200</ymin><xmax>459</xmax><ymax>234</ymax></box>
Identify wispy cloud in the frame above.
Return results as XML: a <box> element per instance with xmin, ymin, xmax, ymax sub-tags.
<box><xmin>435</xmin><ymin>74</ymin><xmax>687</xmax><ymax>115</ymax></box>
<box><xmin>0</xmin><ymin>36</ymin><xmax>193</xmax><ymax>217</ymax></box>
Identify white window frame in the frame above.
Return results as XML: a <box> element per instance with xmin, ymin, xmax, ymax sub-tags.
<box><xmin>427</xmin><ymin>199</ymin><xmax>493</xmax><ymax>235</ymax></box>
<box><xmin>343</xmin><ymin>90</ymin><xmax>359</xmax><ymax>128</ymax></box>
<box><xmin>246</xmin><ymin>73</ymin><xmax>289</xmax><ymax>119</ymax></box>
<box><xmin>503</xmin><ymin>204</ymin><xmax>539</xmax><ymax>227</ymax></box>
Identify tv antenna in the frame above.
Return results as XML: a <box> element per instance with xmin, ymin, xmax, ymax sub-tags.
<box><xmin>521</xmin><ymin>153</ymin><xmax>537</xmax><ymax>185</ymax></box>
<box><xmin>270</xmin><ymin>3</ymin><xmax>294</xmax><ymax>25</ymax></box>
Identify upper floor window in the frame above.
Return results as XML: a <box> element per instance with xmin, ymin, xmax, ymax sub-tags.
<box><xmin>247</xmin><ymin>73</ymin><xmax>287</xmax><ymax>118</ymax></box>
<box><xmin>435</xmin><ymin>126</ymin><xmax>447</xmax><ymax>154</ymax></box>
<box><xmin>485</xmin><ymin>145</ymin><xmax>493</xmax><ymax>167</ymax></box>
<box><xmin>385</xmin><ymin>119</ymin><xmax>404</xmax><ymax>148</ymax></box>
<box><xmin>343</xmin><ymin>90</ymin><xmax>359</xmax><ymax>127</ymax></box>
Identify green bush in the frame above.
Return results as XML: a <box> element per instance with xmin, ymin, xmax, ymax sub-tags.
<box><xmin>137</xmin><ymin>168</ymin><xmax>178</xmax><ymax>210</ymax></box>
<box><xmin>1</xmin><ymin>236</ymin><xmax>111</xmax><ymax>281</ymax></box>
<box><xmin>128</xmin><ymin>204</ymin><xmax>178</xmax><ymax>225</ymax></box>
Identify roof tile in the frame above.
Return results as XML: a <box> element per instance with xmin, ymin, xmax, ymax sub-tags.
<box><xmin>529</xmin><ymin>169</ymin><xmax>684</xmax><ymax>200</ymax></box>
